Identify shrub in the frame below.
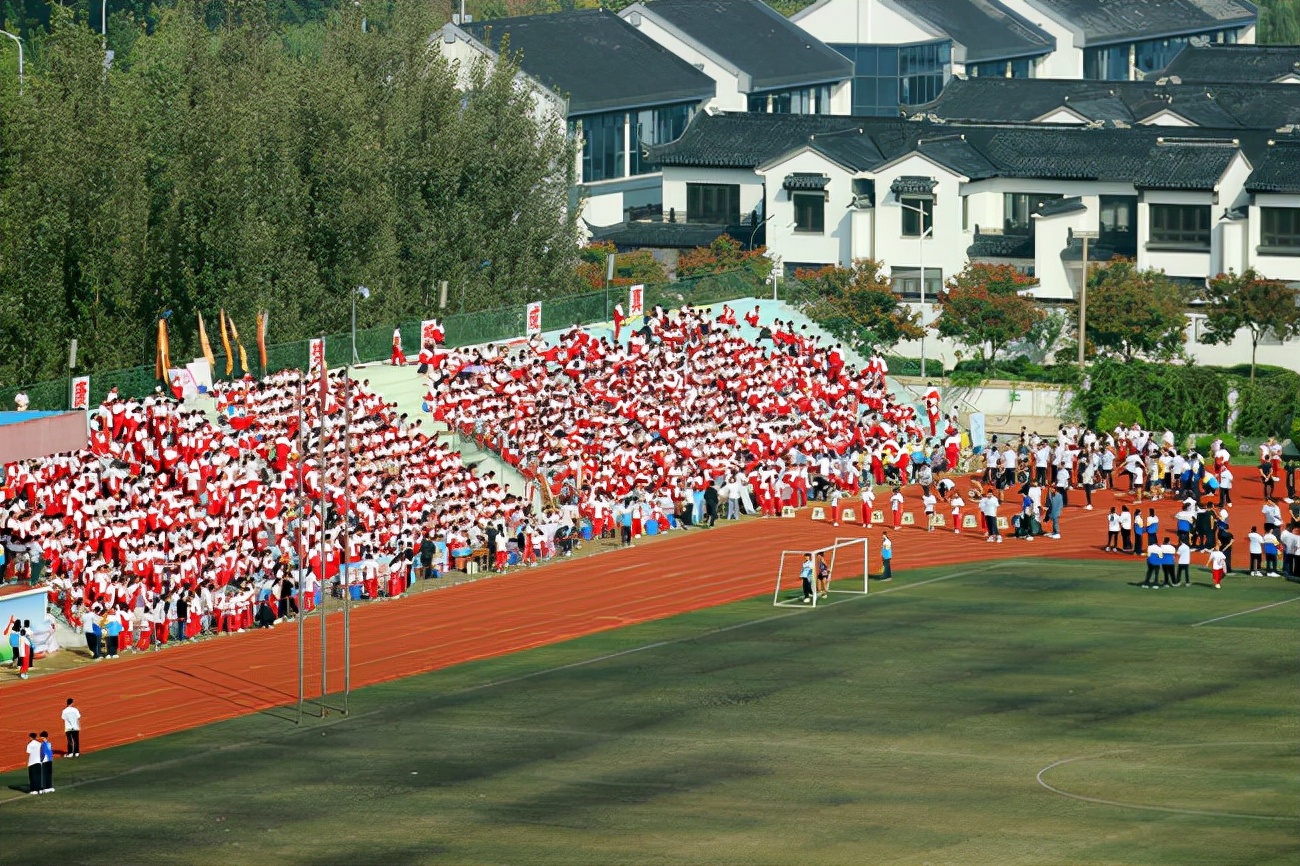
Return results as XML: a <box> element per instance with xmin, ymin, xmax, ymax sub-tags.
<box><xmin>1231</xmin><ymin>370</ymin><xmax>1300</xmax><ymax>439</ymax></box>
<box><xmin>1194</xmin><ymin>433</ymin><xmax>1240</xmax><ymax>457</ymax></box>
<box><xmin>1097</xmin><ymin>400</ymin><xmax>1146</xmax><ymax>433</ymax></box>
<box><xmin>1074</xmin><ymin>360</ymin><xmax>1227</xmax><ymax>435</ymax></box>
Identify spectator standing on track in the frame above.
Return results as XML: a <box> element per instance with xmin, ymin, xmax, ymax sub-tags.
<box><xmin>1219</xmin><ymin>466</ymin><xmax>1233</xmax><ymax>507</ymax></box>
<box><xmin>979</xmin><ymin>492</ymin><xmax>1002</xmax><ymax>543</ymax></box>
<box><xmin>25</xmin><ymin>733</ymin><xmax>41</xmax><ymax>794</ymax></box>
<box><xmin>800</xmin><ymin>554</ymin><xmax>814</xmax><ymax>603</ymax></box>
<box><xmin>1047</xmin><ymin>488</ymin><xmax>1063</xmax><ymax>539</ymax></box>
<box><xmin>418</xmin><ymin>534</ymin><xmax>437</xmax><ymax>581</ymax></box>
<box><xmin>16</xmin><ymin>628</ymin><xmax>32</xmax><ymax>679</ymax></box>
<box><xmin>921</xmin><ymin>490</ymin><xmax>936</xmax><ymax>532</ymax></box>
<box><xmin>1119</xmin><ymin>506</ymin><xmax>1133</xmax><ymax>552</ymax></box>
<box><xmin>39</xmin><ymin>732</ymin><xmax>53</xmax><ymax>793</ymax></box>
<box><xmin>704</xmin><ymin>480</ymin><xmax>719</xmax><ymax>528</ymax></box>
<box><xmin>879</xmin><ymin>532</ymin><xmax>893</xmax><ymax>581</ymax></box>
<box><xmin>1106</xmin><ymin>507</ymin><xmax>1120</xmax><ymax>551</ymax></box>
<box><xmin>62</xmin><ymin>698</ymin><xmax>81</xmax><ymax>757</ymax></box>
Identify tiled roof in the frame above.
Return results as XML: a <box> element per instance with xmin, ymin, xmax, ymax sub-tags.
<box><xmin>1023</xmin><ymin>0</ymin><xmax>1255</xmax><ymax>45</ymax></box>
<box><xmin>1131</xmin><ymin>139</ymin><xmax>1239</xmax><ymax>190</ymax></box>
<box><xmin>783</xmin><ymin>173</ymin><xmax>831</xmax><ymax>190</ymax></box>
<box><xmin>1160</xmin><ymin>44</ymin><xmax>1300</xmax><ymax>83</ymax></box>
<box><xmin>463</xmin><ymin>10</ymin><xmax>714</xmax><ymax>115</ymax></box>
<box><xmin>1037</xmin><ymin>196</ymin><xmax>1087</xmax><ymax>217</ymax></box>
<box><xmin>586</xmin><ymin>220</ymin><xmax>736</xmax><ymax>249</ymax></box>
<box><xmin>1059</xmin><ymin>236</ymin><xmax>1119</xmax><ymax>262</ymax></box>
<box><xmin>652</xmin><ymin>110</ymin><xmax>1285</xmax><ymax>188</ymax></box>
<box><xmin>890</xmin><ymin>175</ymin><xmax>939</xmax><ymax>195</ymax></box>
<box><xmin>968</xmin><ymin>230</ymin><xmax>1035</xmax><ymax>259</ymax></box>
<box><xmin>649</xmin><ymin>112</ymin><xmax>902</xmax><ymax>168</ymax></box>
<box><xmin>632</xmin><ymin>0</ymin><xmax>852</xmax><ymax>91</ymax></box>
<box><xmin>890</xmin><ymin>0</ymin><xmax>1055</xmax><ymax>62</ymax></box>
<box><xmin>1245</xmin><ymin>140</ymin><xmax>1300</xmax><ymax>195</ymax></box>
<box><xmin>909</xmin><ymin>77</ymin><xmax>1300</xmax><ymax>130</ymax></box>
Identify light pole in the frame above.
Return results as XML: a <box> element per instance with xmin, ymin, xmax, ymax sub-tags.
<box><xmin>1073</xmin><ymin>229</ymin><xmax>1098</xmax><ymax>368</ymax></box>
<box><xmin>0</xmin><ymin>29</ymin><xmax>22</xmax><ymax>94</ymax></box>
<box><xmin>351</xmin><ymin>285</ymin><xmax>370</xmax><ymax>365</ymax></box>
<box><xmin>897</xmin><ymin>197</ymin><xmax>933</xmax><ymax>378</ymax></box>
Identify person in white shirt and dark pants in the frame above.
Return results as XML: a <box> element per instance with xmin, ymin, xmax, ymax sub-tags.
<box><xmin>62</xmin><ymin>698</ymin><xmax>81</xmax><ymax>757</ymax></box>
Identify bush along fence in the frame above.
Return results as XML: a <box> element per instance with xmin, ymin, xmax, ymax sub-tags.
<box><xmin>0</xmin><ymin>268</ymin><xmax>777</xmax><ymax>413</ymax></box>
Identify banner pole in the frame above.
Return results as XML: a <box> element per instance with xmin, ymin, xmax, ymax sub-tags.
<box><xmin>318</xmin><ymin>342</ymin><xmax>329</xmax><ymax>717</ymax></box>
<box><xmin>342</xmin><ymin>369</ymin><xmax>352</xmax><ymax>716</ymax></box>
<box><xmin>296</xmin><ymin>378</ymin><xmax>306</xmax><ymax>724</ymax></box>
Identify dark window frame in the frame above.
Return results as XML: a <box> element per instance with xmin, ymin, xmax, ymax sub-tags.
<box><xmin>793</xmin><ymin>191</ymin><xmax>826</xmax><ymax>234</ymax></box>
<box><xmin>1148</xmin><ymin>203</ymin><xmax>1212</xmax><ymax>251</ymax></box>
<box><xmin>686</xmin><ymin>183</ymin><xmax>740</xmax><ymax>225</ymax></box>
<box><xmin>1260</xmin><ymin>206</ymin><xmax>1300</xmax><ymax>255</ymax></box>
<box><xmin>900</xmin><ymin>196</ymin><xmax>933</xmax><ymax>238</ymax></box>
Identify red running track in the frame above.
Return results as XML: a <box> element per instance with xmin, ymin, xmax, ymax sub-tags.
<box><xmin>0</xmin><ymin>478</ymin><xmax>1279</xmax><ymax>772</ymax></box>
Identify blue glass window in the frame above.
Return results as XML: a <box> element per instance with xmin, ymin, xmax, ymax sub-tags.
<box><xmin>630</xmin><ymin>103</ymin><xmax>695</xmax><ymax>175</ymax></box>
<box><xmin>1083</xmin><ymin>44</ymin><xmax>1130</xmax><ymax>80</ymax></box>
<box><xmin>832</xmin><ymin>42</ymin><xmax>944</xmax><ymax>117</ymax></box>
<box><xmin>578</xmin><ymin>111</ymin><xmax>625</xmax><ymax>183</ymax></box>
<box><xmin>747</xmin><ymin>84</ymin><xmax>832</xmax><ymax>114</ymax></box>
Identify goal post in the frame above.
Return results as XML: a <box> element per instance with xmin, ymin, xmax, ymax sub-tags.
<box><xmin>772</xmin><ymin>537</ymin><xmax>870</xmax><ymax>608</ymax></box>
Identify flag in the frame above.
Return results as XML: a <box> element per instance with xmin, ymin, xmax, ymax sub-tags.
<box><xmin>526</xmin><ymin>301</ymin><xmax>542</xmax><ymax>336</ymax></box>
<box><xmin>256</xmin><ymin>310</ymin><xmax>269</xmax><ymax>371</ymax></box>
<box><xmin>70</xmin><ymin>376</ymin><xmax>90</xmax><ymax>410</ymax></box>
<box><xmin>228</xmin><ymin>315</ymin><xmax>250</xmax><ymax>376</ymax></box>
<box><xmin>219</xmin><ymin>309</ymin><xmax>234</xmax><ymax>376</ymax></box>
<box><xmin>628</xmin><ymin>284</ymin><xmax>644</xmax><ymax>319</ymax></box>
<box><xmin>155</xmin><ymin>318</ymin><xmax>172</xmax><ymax>381</ymax></box>
<box><xmin>308</xmin><ymin>337</ymin><xmax>325</xmax><ymax>374</ymax></box>
<box><xmin>197</xmin><ymin>312</ymin><xmax>216</xmax><ymax>370</ymax></box>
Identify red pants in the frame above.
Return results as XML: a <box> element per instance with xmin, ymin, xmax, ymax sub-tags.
<box><xmin>391</xmin><ymin>347</ymin><xmax>406</xmax><ymax>366</ymax></box>
<box><xmin>893</xmin><ymin>508</ymin><xmax>901</xmax><ymax>529</ymax></box>
<box><xmin>831</xmin><ymin>504</ymin><xmax>841</xmax><ymax>524</ymax></box>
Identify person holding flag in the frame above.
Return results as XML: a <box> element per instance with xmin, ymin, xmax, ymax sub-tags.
<box><xmin>391</xmin><ymin>328</ymin><xmax>406</xmax><ymax>366</ymax></box>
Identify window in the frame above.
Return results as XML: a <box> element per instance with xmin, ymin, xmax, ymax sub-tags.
<box><xmin>686</xmin><ymin>183</ymin><xmax>739</xmax><ymax>224</ymax></box>
<box><xmin>832</xmin><ymin>42</ymin><xmax>948</xmax><ymax>116</ymax></box>
<box><xmin>630</xmin><ymin>103</ymin><xmax>695</xmax><ymax>175</ymax></box>
<box><xmin>1083</xmin><ymin>44</ymin><xmax>1129</xmax><ymax>80</ymax></box>
<box><xmin>1003</xmin><ymin>193</ymin><xmax>1063</xmax><ymax>235</ymax></box>
<box><xmin>900</xmin><ymin>196</ymin><xmax>933</xmax><ymax>237</ymax></box>
<box><xmin>1260</xmin><ymin>207</ymin><xmax>1300</xmax><ymax>253</ymax></box>
<box><xmin>578</xmin><ymin>111</ymin><xmax>625</xmax><ymax>183</ymax></box>
<box><xmin>1099</xmin><ymin>195</ymin><xmax>1137</xmax><ymax>257</ymax></box>
<box><xmin>793</xmin><ymin>192</ymin><xmax>825</xmax><ymax>234</ymax></box>
<box><xmin>1134</xmin><ymin>36</ymin><xmax>1189</xmax><ymax>75</ymax></box>
<box><xmin>1009</xmin><ymin>57</ymin><xmax>1033</xmax><ymax>78</ymax></box>
<box><xmin>1148</xmin><ymin>204</ymin><xmax>1211</xmax><ymax>249</ymax></box>
<box><xmin>747</xmin><ymin>84</ymin><xmax>832</xmax><ymax>115</ymax></box>
<box><xmin>961</xmin><ymin>195</ymin><xmax>969</xmax><ymax>232</ymax></box>
<box><xmin>893</xmin><ymin>269</ymin><xmax>944</xmax><ymax>298</ymax></box>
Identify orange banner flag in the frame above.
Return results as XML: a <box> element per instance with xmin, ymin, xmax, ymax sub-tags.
<box><xmin>219</xmin><ymin>309</ymin><xmax>234</xmax><ymax>376</ymax></box>
<box><xmin>256</xmin><ymin>310</ymin><xmax>269</xmax><ymax>371</ymax></box>
<box><xmin>197</xmin><ymin>311</ymin><xmax>216</xmax><ymax>370</ymax></box>
<box><xmin>228</xmin><ymin>316</ymin><xmax>250</xmax><ymax>376</ymax></box>
<box><xmin>155</xmin><ymin>318</ymin><xmax>172</xmax><ymax>381</ymax></box>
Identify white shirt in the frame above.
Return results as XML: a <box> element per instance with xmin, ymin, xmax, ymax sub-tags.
<box><xmin>921</xmin><ymin>494</ymin><xmax>936</xmax><ymax>512</ymax></box>
<box><xmin>1177</xmin><ymin>543</ymin><xmax>1191</xmax><ymax>565</ymax></box>
<box><xmin>1248</xmin><ymin>532</ymin><xmax>1263</xmax><ymax>554</ymax></box>
<box><xmin>1209</xmin><ymin>550</ymin><xmax>1227</xmax><ymax>571</ymax></box>
<box><xmin>62</xmin><ymin>705</ymin><xmax>81</xmax><ymax>732</ymax></box>
<box><xmin>26</xmin><ymin>739</ymin><xmax>41</xmax><ymax>767</ymax></box>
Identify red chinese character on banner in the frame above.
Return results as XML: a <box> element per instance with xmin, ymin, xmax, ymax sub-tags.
<box><xmin>309</xmin><ymin>338</ymin><xmax>325</xmax><ymax>372</ymax></box>
<box><xmin>71</xmin><ymin>376</ymin><xmax>90</xmax><ymax>410</ymax></box>
<box><xmin>628</xmin><ymin>284</ymin><xmax>644</xmax><ymax>319</ymax></box>
<box><xmin>526</xmin><ymin>301</ymin><xmax>542</xmax><ymax>336</ymax></box>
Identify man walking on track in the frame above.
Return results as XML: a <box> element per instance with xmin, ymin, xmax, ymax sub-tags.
<box><xmin>980</xmin><ymin>491</ymin><xmax>1002</xmax><ymax>543</ymax></box>
<box><xmin>62</xmin><ymin>698</ymin><xmax>81</xmax><ymax>757</ymax></box>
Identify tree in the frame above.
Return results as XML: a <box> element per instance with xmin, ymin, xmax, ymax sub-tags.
<box><xmin>577</xmin><ymin>242</ymin><xmax>667</xmax><ymax>290</ymax></box>
<box><xmin>1083</xmin><ymin>261</ymin><xmax>1189</xmax><ymax>361</ymax></box>
<box><xmin>1259</xmin><ymin>0</ymin><xmax>1300</xmax><ymax>43</ymax></box>
<box><xmin>794</xmin><ymin>260</ymin><xmax>923</xmax><ymax>354</ymax></box>
<box><xmin>675</xmin><ymin>235</ymin><xmax>772</xmax><ymax>281</ymax></box>
<box><xmin>932</xmin><ymin>263</ymin><xmax>1044</xmax><ymax>371</ymax></box>
<box><xmin>1200</xmin><ymin>269</ymin><xmax>1300</xmax><ymax>383</ymax></box>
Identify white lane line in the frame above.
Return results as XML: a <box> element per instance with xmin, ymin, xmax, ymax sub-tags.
<box><xmin>1192</xmin><ymin>596</ymin><xmax>1300</xmax><ymax>627</ymax></box>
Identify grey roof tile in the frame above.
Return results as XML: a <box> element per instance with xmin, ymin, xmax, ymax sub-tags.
<box><xmin>1245</xmin><ymin>140</ymin><xmax>1300</xmax><ymax>194</ymax></box>
<box><xmin>637</xmin><ymin>0</ymin><xmax>852</xmax><ymax>91</ymax></box>
<box><xmin>1025</xmin><ymin>0</ymin><xmax>1255</xmax><ymax>45</ymax></box>
<box><xmin>1161</xmin><ymin>43</ymin><xmax>1300</xmax><ymax>83</ymax></box>
<box><xmin>1131</xmin><ymin>139</ymin><xmax>1239</xmax><ymax>190</ymax></box>
<box><xmin>891</xmin><ymin>0</ymin><xmax>1055</xmax><ymax>62</ymax></box>
<box><xmin>464</xmin><ymin>10</ymin><xmax>714</xmax><ymax>115</ymax></box>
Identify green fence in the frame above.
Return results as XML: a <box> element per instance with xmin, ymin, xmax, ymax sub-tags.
<box><xmin>0</xmin><ymin>269</ymin><xmax>775</xmax><ymax>412</ymax></box>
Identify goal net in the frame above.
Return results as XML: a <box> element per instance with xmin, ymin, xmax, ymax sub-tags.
<box><xmin>772</xmin><ymin>537</ymin><xmax>870</xmax><ymax>608</ymax></box>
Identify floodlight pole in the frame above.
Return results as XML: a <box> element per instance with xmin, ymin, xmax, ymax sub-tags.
<box><xmin>1074</xmin><ymin>230</ymin><xmax>1099</xmax><ymax>368</ymax></box>
<box><xmin>897</xmin><ymin>197</ymin><xmax>933</xmax><ymax>378</ymax></box>
<box><xmin>296</xmin><ymin>378</ymin><xmax>306</xmax><ymax>725</ymax></box>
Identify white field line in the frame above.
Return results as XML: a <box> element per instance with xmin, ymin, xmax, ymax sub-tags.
<box><xmin>1192</xmin><ymin>596</ymin><xmax>1300</xmax><ymax>627</ymax></box>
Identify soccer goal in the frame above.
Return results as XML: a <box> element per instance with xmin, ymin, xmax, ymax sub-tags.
<box><xmin>772</xmin><ymin>537</ymin><xmax>870</xmax><ymax>608</ymax></box>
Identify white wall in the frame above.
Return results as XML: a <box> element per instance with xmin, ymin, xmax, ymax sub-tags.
<box><xmin>793</xmin><ymin>0</ymin><xmax>940</xmax><ymax>46</ymax></box>
<box><xmin>761</xmin><ymin>150</ymin><xmax>854</xmax><ymax>266</ymax></box>
<box><xmin>661</xmin><ymin>166</ymin><xmax>765</xmax><ymax>223</ymax></box>
<box><xmin>996</xmin><ymin>0</ymin><xmax>1082</xmax><ymax>78</ymax></box>
<box><xmin>873</xmin><ymin>154</ymin><xmax>967</xmax><ymax>284</ymax></box>
<box><xmin>621</xmin><ymin>8</ymin><xmax>747</xmax><ymax>112</ymax></box>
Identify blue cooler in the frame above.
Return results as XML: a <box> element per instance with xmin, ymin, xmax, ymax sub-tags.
<box><xmin>581</xmin><ymin>526</ymin><xmax>593</xmax><ymax>540</ymax></box>
<box><xmin>507</xmin><ymin>551</ymin><xmax>521</xmax><ymax>566</ymax></box>
<box><xmin>645</xmin><ymin>520</ymin><xmax>660</xmax><ymax>536</ymax></box>
<box><xmin>349</xmin><ymin>585</ymin><xmax>362</xmax><ymax>601</ymax></box>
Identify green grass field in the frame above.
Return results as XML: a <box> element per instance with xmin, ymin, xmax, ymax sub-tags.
<box><xmin>3</xmin><ymin>559</ymin><xmax>1297</xmax><ymax>865</ymax></box>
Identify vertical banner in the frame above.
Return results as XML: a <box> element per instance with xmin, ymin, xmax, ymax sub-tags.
<box><xmin>197</xmin><ymin>311</ymin><xmax>216</xmax><ymax>370</ymax></box>
<box><xmin>219</xmin><ymin>309</ymin><xmax>234</xmax><ymax>376</ymax></box>
<box><xmin>526</xmin><ymin>301</ymin><xmax>542</xmax><ymax>336</ymax></box>
<box><xmin>968</xmin><ymin>412</ymin><xmax>987</xmax><ymax>453</ymax></box>
<box><xmin>421</xmin><ymin>319</ymin><xmax>438</xmax><ymax>347</ymax></box>
<box><xmin>256</xmin><ymin>310</ymin><xmax>269</xmax><ymax>372</ymax></box>
<box><xmin>308</xmin><ymin>338</ymin><xmax>325</xmax><ymax>374</ymax></box>
<box><xmin>70</xmin><ymin>376</ymin><xmax>91</xmax><ymax>410</ymax></box>
<box><xmin>155</xmin><ymin>318</ymin><xmax>172</xmax><ymax>381</ymax></box>
<box><xmin>628</xmin><ymin>283</ymin><xmax>645</xmax><ymax>319</ymax></box>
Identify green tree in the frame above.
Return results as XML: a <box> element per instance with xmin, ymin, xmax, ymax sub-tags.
<box><xmin>1200</xmin><ymin>269</ymin><xmax>1300</xmax><ymax>383</ymax></box>
<box><xmin>1084</xmin><ymin>260</ymin><xmax>1189</xmax><ymax>361</ymax></box>
<box><xmin>1258</xmin><ymin>0</ymin><xmax>1300</xmax><ymax>43</ymax></box>
<box><xmin>675</xmin><ymin>235</ymin><xmax>772</xmax><ymax>281</ymax></box>
<box><xmin>794</xmin><ymin>260</ymin><xmax>923</xmax><ymax>354</ymax></box>
<box><xmin>933</xmin><ymin>263</ymin><xmax>1044</xmax><ymax>371</ymax></box>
